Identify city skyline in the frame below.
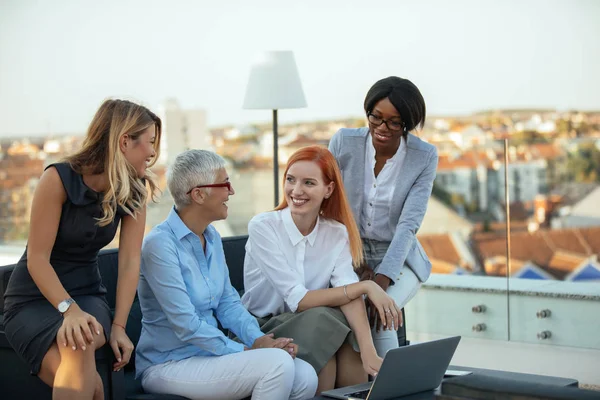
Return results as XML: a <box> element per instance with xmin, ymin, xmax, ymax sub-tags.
<box><xmin>1</xmin><ymin>0</ymin><xmax>599</xmax><ymax>137</ymax></box>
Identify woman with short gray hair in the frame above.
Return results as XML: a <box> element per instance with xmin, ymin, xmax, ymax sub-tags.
<box><xmin>136</xmin><ymin>149</ymin><xmax>318</xmax><ymax>400</ymax></box>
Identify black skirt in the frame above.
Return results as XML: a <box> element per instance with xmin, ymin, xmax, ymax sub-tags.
<box><xmin>3</xmin><ymin>295</ymin><xmax>112</xmax><ymax>375</ymax></box>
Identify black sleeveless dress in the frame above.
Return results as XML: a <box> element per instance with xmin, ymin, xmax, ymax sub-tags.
<box><xmin>3</xmin><ymin>162</ymin><xmax>126</xmax><ymax>375</ymax></box>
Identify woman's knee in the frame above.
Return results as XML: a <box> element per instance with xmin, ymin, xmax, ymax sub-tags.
<box><xmin>55</xmin><ymin>335</ymin><xmax>96</xmax><ymax>366</ymax></box>
<box><xmin>93</xmin><ymin>325</ymin><xmax>106</xmax><ymax>350</ymax></box>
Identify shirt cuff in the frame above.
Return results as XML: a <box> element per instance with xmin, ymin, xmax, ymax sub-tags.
<box><xmin>246</xmin><ymin>325</ymin><xmax>265</xmax><ymax>347</ymax></box>
<box><xmin>227</xmin><ymin>340</ymin><xmax>246</xmax><ymax>353</ymax></box>
<box><xmin>286</xmin><ymin>284</ymin><xmax>309</xmax><ymax>313</ymax></box>
<box><xmin>375</xmin><ymin>267</ymin><xmax>397</xmax><ymax>284</ymax></box>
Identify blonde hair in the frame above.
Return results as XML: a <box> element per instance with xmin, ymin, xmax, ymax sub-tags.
<box><xmin>64</xmin><ymin>99</ymin><xmax>162</xmax><ymax>226</ymax></box>
<box><xmin>275</xmin><ymin>146</ymin><xmax>364</xmax><ymax>268</ymax></box>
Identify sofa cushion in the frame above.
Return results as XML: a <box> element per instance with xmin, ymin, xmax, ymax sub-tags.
<box><xmin>222</xmin><ymin>235</ymin><xmax>248</xmax><ymax>294</ymax></box>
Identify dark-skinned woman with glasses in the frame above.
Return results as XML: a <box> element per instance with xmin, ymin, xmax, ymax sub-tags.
<box><xmin>328</xmin><ymin>76</ymin><xmax>438</xmax><ymax>357</ymax></box>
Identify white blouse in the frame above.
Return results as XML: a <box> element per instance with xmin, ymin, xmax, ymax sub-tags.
<box><xmin>361</xmin><ymin>134</ymin><xmax>407</xmax><ymax>241</ymax></box>
<box><xmin>241</xmin><ymin>207</ymin><xmax>359</xmax><ymax>318</ymax></box>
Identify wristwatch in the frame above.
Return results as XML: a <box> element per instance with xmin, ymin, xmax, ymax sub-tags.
<box><xmin>57</xmin><ymin>298</ymin><xmax>76</xmax><ymax>314</ymax></box>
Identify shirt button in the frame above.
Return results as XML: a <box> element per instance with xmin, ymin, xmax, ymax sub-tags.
<box><xmin>369</xmin><ymin>202</ymin><xmax>373</xmax><ymax>206</ymax></box>
<box><xmin>368</xmin><ymin>223</ymin><xmax>371</xmax><ymax>227</ymax></box>
<box><xmin>373</xmin><ymin>184</ymin><xmax>376</xmax><ymax>188</ymax></box>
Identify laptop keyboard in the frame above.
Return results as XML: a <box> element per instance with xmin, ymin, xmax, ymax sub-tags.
<box><xmin>344</xmin><ymin>389</ymin><xmax>370</xmax><ymax>399</ymax></box>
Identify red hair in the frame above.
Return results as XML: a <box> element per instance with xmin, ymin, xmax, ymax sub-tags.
<box><xmin>275</xmin><ymin>145</ymin><xmax>364</xmax><ymax>268</ymax></box>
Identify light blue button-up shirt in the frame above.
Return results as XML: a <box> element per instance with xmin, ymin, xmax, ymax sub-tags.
<box><xmin>135</xmin><ymin>207</ymin><xmax>264</xmax><ymax>378</ymax></box>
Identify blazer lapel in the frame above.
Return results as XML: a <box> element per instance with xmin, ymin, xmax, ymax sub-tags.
<box><xmin>344</xmin><ymin>133</ymin><xmax>368</xmax><ymax>226</ymax></box>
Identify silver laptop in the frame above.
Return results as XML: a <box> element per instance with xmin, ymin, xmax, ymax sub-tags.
<box><xmin>322</xmin><ymin>336</ymin><xmax>461</xmax><ymax>400</ymax></box>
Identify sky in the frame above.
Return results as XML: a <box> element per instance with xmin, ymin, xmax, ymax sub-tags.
<box><xmin>0</xmin><ymin>0</ymin><xmax>599</xmax><ymax>137</ymax></box>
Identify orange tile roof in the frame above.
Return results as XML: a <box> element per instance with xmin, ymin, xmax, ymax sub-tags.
<box><xmin>419</xmin><ymin>234</ymin><xmax>461</xmax><ymax>265</ymax></box>
<box><xmin>529</xmin><ymin>143</ymin><xmax>566</xmax><ymax>160</ymax></box>
<box><xmin>484</xmin><ymin>257</ymin><xmax>526</xmax><ymax>277</ymax></box>
<box><xmin>475</xmin><ymin>231</ymin><xmax>554</xmax><ymax>267</ymax></box>
<box><xmin>547</xmin><ymin>250</ymin><xmax>587</xmax><ymax>279</ymax></box>
<box><xmin>578</xmin><ymin>227</ymin><xmax>600</xmax><ymax>255</ymax></box>
<box><xmin>431</xmin><ymin>258</ymin><xmax>458</xmax><ymax>274</ymax></box>
<box><xmin>542</xmin><ymin>229</ymin><xmax>591</xmax><ymax>255</ymax></box>
<box><xmin>475</xmin><ymin>226</ymin><xmax>600</xmax><ymax>279</ymax></box>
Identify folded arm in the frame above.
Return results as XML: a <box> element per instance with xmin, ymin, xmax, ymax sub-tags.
<box><xmin>248</xmin><ymin>218</ymin><xmax>371</xmax><ymax>313</ymax></box>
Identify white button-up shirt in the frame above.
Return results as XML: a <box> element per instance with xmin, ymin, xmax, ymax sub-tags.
<box><xmin>361</xmin><ymin>134</ymin><xmax>407</xmax><ymax>241</ymax></box>
<box><xmin>241</xmin><ymin>207</ymin><xmax>359</xmax><ymax>318</ymax></box>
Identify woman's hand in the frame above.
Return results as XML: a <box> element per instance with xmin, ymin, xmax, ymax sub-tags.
<box><xmin>356</xmin><ymin>263</ymin><xmax>375</xmax><ymax>282</ymax></box>
<box><xmin>250</xmin><ymin>333</ymin><xmax>294</xmax><ymax>351</ymax></box>
<box><xmin>57</xmin><ymin>304</ymin><xmax>102</xmax><ymax>352</ymax></box>
<box><xmin>361</xmin><ymin>349</ymin><xmax>383</xmax><ymax>377</ymax></box>
<box><xmin>110</xmin><ymin>324</ymin><xmax>134</xmax><ymax>372</ymax></box>
<box><xmin>286</xmin><ymin>342</ymin><xmax>299</xmax><ymax>358</ymax></box>
<box><xmin>365</xmin><ymin>279</ymin><xmax>402</xmax><ymax>332</ymax></box>
<box><xmin>253</xmin><ymin>334</ymin><xmax>297</xmax><ymax>357</ymax></box>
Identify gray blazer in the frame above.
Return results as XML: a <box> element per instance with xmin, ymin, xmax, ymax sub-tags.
<box><xmin>328</xmin><ymin>127</ymin><xmax>438</xmax><ymax>282</ymax></box>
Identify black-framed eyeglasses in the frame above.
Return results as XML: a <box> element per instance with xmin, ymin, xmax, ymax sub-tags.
<box><xmin>186</xmin><ymin>182</ymin><xmax>232</xmax><ymax>195</ymax></box>
<box><xmin>367</xmin><ymin>113</ymin><xmax>404</xmax><ymax>131</ymax></box>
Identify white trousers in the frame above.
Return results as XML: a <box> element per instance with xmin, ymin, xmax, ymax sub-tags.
<box><xmin>363</xmin><ymin>239</ymin><xmax>422</xmax><ymax>357</ymax></box>
<box><xmin>141</xmin><ymin>348</ymin><xmax>317</xmax><ymax>400</ymax></box>
<box><xmin>371</xmin><ymin>264</ymin><xmax>421</xmax><ymax>356</ymax></box>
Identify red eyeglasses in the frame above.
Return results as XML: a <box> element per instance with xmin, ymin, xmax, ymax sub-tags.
<box><xmin>186</xmin><ymin>182</ymin><xmax>232</xmax><ymax>195</ymax></box>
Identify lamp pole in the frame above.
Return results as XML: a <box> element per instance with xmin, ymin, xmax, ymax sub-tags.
<box><xmin>273</xmin><ymin>109</ymin><xmax>279</xmax><ymax>207</ymax></box>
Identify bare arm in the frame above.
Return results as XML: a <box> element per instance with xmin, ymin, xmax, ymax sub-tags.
<box><xmin>26</xmin><ymin>167</ymin><xmax>71</xmax><ymax>308</ymax></box>
<box><xmin>27</xmin><ymin>167</ymin><xmax>102</xmax><ymax>350</ymax></box>
<box><xmin>340</xmin><ymin>298</ymin><xmax>382</xmax><ymax>375</ymax></box>
<box><xmin>109</xmin><ymin>204</ymin><xmax>146</xmax><ymax>371</ymax></box>
<box><xmin>113</xmin><ymin>206</ymin><xmax>146</xmax><ymax>327</ymax></box>
<box><xmin>341</xmin><ymin>298</ymin><xmax>374</xmax><ymax>350</ymax></box>
<box><xmin>296</xmin><ymin>280</ymin><xmax>374</xmax><ymax>312</ymax></box>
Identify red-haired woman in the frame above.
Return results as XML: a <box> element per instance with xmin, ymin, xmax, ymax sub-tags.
<box><xmin>241</xmin><ymin>146</ymin><xmax>401</xmax><ymax>394</ymax></box>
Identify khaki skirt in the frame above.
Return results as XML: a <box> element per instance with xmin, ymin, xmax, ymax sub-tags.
<box><xmin>256</xmin><ymin>306</ymin><xmax>359</xmax><ymax>373</ymax></box>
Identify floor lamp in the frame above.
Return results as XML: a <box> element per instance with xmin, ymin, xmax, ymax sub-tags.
<box><xmin>243</xmin><ymin>51</ymin><xmax>307</xmax><ymax>207</ymax></box>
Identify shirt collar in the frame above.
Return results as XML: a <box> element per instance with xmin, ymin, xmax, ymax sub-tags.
<box><xmin>366</xmin><ymin>132</ymin><xmax>405</xmax><ymax>163</ymax></box>
<box><xmin>166</xmin><ymin>206</ymin><xmax>214</xmax><ymax>244</ymax></box>
<box><xmin>281</xmin><ymin>207</ymin><xmax>320</xmax><ymax>247</ymax></box>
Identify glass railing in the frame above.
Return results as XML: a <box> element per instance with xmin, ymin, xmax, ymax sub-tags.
<box><xmin>503</xmin><ymin>136</ymin><xmax>600</xmax><ymax>350</ymax></box>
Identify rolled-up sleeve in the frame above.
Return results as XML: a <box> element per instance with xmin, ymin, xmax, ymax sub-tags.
<box><xmin>247</xmin><ymin>219</ymin><xmax>309</xmax><ymax>312</ymax></box>
<box><xmin>329</xmin><ymin>236</ymin><xmax>360</xmax><ymax>288</ymax></box>
<box><xmin>141</xmin><ymin>234</ymin><xmax>245</xmax><ymax>355</ymax></box>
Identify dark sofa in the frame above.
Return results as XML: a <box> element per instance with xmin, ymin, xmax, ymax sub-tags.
<box><xmin>0</xmin><ymin>234</ymin><xmax>407</xmax><ymax>400</ymax></box>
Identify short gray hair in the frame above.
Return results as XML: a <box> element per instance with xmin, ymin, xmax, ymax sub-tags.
<box><xmin>167</xmin><ymin>150</ymin><xmax>227</xmax><ymax>209</ymax></box>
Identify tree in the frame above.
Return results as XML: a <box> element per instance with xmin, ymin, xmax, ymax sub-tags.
<box><xmin>566</xmin><ymin>143</ymin><xmax>600</xmax><ymax>183</ymax></box>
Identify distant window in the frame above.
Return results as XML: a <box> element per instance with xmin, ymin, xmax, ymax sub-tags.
<box><xmin>571</xmin><ymin>264</ymin><xmax>600</xmax><ymax>281</ymax></box>
<box><xmin>518</xmin><ymin>268</ymin><xmax>548</xmax><ymax>280</ymax></box>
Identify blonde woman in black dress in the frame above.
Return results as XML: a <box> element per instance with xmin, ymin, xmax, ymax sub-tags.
<box><xmin>3</xmin><ymin>99</ymin><xmax>161</xmax><ymax>399</ymax></box>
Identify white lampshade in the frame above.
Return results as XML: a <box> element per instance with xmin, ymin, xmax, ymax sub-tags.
<box><xmin>243</xmin><ymin>51</ymin><xmax>307</xmax><ymax>110</ymax></box>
